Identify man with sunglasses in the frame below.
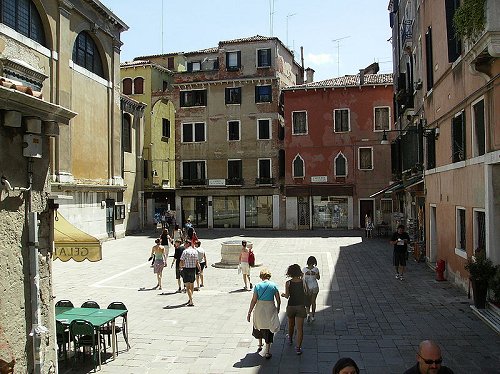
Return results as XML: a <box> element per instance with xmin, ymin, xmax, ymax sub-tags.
<box><xmin>403</xmin><ymin>340</ymin><xmax>454</xmax><ymax>374</ymax></box>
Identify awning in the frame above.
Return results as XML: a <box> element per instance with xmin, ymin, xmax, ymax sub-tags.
<box><xmin>53</xmin><ymin>214</ymin><xmax>102</xmax><ymax>262</ymax></box>
<box><xmin>369</xmin><ymin>181</ymin><xmax>402</xmax><ymax>198</ymax></box>
<box><xmin>404</xmin><ymin>176</ymin><xmax>424</xmax><ymax>190</ymax></box>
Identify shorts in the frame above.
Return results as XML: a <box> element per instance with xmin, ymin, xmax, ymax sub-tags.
<box><xmin>196</xmin><ymin>262</ymin><xmax>206</xmax><ymax>275</ymax></box>
<box><xmin>393</xmin><ymin>250</ymin><xmax>407</xmax><ymax>267</ymax></box>
<box><xmin>183</xmin><ymin>268</ymin><xmax>196</xmax><ymax>283</ymax></box>
<box><xmin>240</xmin><ymin>262</ymin><xmax>250</xmax><ymax>275</ymax></box>
<box><xmin>286</xmin><ymin>305</ymin><xmax>307</xmax><ymax>319</ymax></box>
<box><xmin>175</xmin><ymin>266</ymin><xmax>182</xmax><ymax>280</ymax></box>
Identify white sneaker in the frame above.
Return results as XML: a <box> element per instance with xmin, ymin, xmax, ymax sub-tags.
<box><xmin>310</xmin><ymin>316</ymin><xmax>315</xmax><ymax>322</ymax></box>
<box><xmin>395</xmin><ymin>273</ymin><xmax>400</xmax><ymax>279</ymax></box>
<box><xmin>399</xmin><ymin>275</ymin><xmax>404</xmax><ymax>280</ymax></box>
<box><xmin>306</xmin><ymin>314</ymin><xmax>311</xmax><ymax>322</ymax></box>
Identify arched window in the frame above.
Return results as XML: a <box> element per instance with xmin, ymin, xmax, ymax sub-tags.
<box><xmin>133</xmin><ymin>77</ymin><xmax>144</xmax><ymax>94</ymax></box>
<box><xmin>0</xmin><ymin>0</ymin><xmax>46</xmax><ymax>45</ymax></box>
<box><xmin>122</xmin><ymin>78</ymin><xmax>132</xmax><ymax>95</ymax></box>
<box><xmin>334</xmin><ymin>152</ymin><xmax>347</xmax><ymax>176</ymax></box>
<box><xmin>293</xmin><ymin>154</ymin><xmax>305</xmax><ymax>178</ymax></box>
<box><xmin>72</xmin><ymin>31</ymin><xmax>104</xmax><ymax>77</ymax></box>
<box><xmin>122</xmin><ymin>113</ymin><xmax>131</xmax><ymax>153</ymax></box>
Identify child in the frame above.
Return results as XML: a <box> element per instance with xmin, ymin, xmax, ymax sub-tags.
<box><xmin>302</xmin><ymin>256</ymin><xmax>320</xmax><ymax>322</ymax></box>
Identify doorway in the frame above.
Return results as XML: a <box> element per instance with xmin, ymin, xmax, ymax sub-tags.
<box><xmin>297</xmin><ymin>197</ymin><xmax>310</xmax><ymax>230</ymax></box>
<box><xmin>105</xmin><ymin>199</ymin><xmax>115</xmax><ymax>238</ymax></box>
<box><xmin>359</xmin><ymin>199</ymin><xmax>374</xmax><ymax>228</ymax></box>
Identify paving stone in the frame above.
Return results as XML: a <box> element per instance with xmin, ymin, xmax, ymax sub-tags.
<box><xmin>54</xmin><ymin>229</ymin><xmax>500</xmax><ymax>373</ymax></box>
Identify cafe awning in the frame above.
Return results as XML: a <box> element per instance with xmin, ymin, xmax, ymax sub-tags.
<box><xmin>53</xmin><ymin>214</ymin><xmax>102</xmax><ymax>262</ymax></box>
<box><xmin>369</xmin><ymin>181</ymin><xmax>402</xmax><ymax>198</ymax></box>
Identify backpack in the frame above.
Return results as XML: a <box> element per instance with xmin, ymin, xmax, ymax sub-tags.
<box><xmin>248</xmin><ymin>249</ymin><xmax>255</xmax><ymax>267</ymax></box>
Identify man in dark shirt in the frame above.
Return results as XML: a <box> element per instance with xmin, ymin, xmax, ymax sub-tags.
<box><xmin>390</xmin><ymin>224</ymin><xmax>410</xmax><ymax>280</ymax></box>
<box><xmin>404</xmin><ymin>340</ymin><xmax>454</xmax><ymax>374</ymax></box>
<box><xmin>171</xmin><ymin>239</ymin><xmax>185</xmax><ymax>292</ymax></box>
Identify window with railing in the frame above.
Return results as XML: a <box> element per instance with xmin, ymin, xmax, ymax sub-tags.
<box><xmin>456</xmin><ymin>207</ymin><xmax>466</xmax><ymax>251</ymax></box>
<box><xmin>227</xmin><ymin>160</ymin><xmax>243</xmax><ymax>185</ymax></box>
<box><xmin>472</xmin><ymin>99</ymin><xmax>485</xmax><ymax>157</ymax></box>
<box><xmin>452</xmin><ymin>111</ymin><xmax>466</xmax><ymax>162</ymax></box>
<box><xmin>182</xmin><ymin>161</ymin><xmax>206</xmax><ymax>186</ymax></box>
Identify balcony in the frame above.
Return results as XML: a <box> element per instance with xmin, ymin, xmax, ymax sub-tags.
<box><xmin>400</xmin><ymin>19</ymin><xmax>413</xmax><ymax>50</ymax></box>
<box><xmin>463</xmin><ymin>0</ymin><xmax>500</xmax><ymax>76</ymax></box>
<box><xmin>180</xmin><ymin>178</ymin><xmax>207</xmax><ymax>187</ymax></box>
<box><xmin>255</xmin><ymin>177</ymin><xmax>275</xmax><ymax>186</ymax></box>
<box><xmin>226</xmin><ymin>177</ymin><xmax>244</xmax><ymax>186</ymax></box>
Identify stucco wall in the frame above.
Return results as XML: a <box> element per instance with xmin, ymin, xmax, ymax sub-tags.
<box><xmin>0</xmin><ymin>126</ymin><xmax>56</xmax><ymax>373</ymax></box>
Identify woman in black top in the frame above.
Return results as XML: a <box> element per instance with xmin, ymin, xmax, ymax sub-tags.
<box><xmin>281</xmin><ymin>264</ymin><xmax>307</xmax><ymax>355</ymax></box>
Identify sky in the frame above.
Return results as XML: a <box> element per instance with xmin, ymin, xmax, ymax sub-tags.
<box><xmin>101</xmin><ymin>0</ymin><xmax>393</xmax><ymax>82</ymax></box>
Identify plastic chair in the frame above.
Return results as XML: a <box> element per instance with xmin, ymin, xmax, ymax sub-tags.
<box><xmin>81</xmin><ymin>301</ymin><xmax>100</xmax><ymax>309</ymax></box>
<box><xmin>69</xmin><ymin>319</ymin><xmax>100</xmax><ymax>371</ymax></box>
<box><xmin>55</xmin><ymin>300</ymin><xmax>74</xmax><ymax>308</ymax></box>
<box><xmin>101</xmin><ymin>302</ymin><xmax>130</xmax><ymax>352</ymax></box>
<box><xmin>56</xmin><ymin>320</ymin><xmax>69</xmax><ymax>362</ymax></box>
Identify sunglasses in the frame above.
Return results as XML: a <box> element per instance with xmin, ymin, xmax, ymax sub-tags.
<box><xmin>418</xmin><ymin>353</ymin><xmax>443</xmax><ymax>365</ymax></box>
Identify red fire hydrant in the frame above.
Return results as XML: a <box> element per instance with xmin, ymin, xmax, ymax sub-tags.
<box><xmin>436</xmin><ymin>259</ymin><xmax>446</xmax><ymax>281</ymax></box>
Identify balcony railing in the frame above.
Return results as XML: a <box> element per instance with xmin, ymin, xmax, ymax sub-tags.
<box><xmin>180</xmin><ymin>178</ymin><xmax>207</xmax><ymax>187</ymax></box>
<box><xmin>255</xmin><ymin>177</ymin><xmax>275</xmax><ymax>185</ymax></box>
<box><xmin>226</xmin><ymin>177</ymin><xmax>244</xmax><ymax>186</ymax></box>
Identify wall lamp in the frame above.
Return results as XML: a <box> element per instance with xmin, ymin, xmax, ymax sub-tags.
<box><xmin>380</xmin><ymin>126</ymin><xmax>437</xmax><ymax>145</ymax></box>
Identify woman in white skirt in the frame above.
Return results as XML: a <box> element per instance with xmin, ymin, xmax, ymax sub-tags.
<box><xmin>247</xmin><ymin>268</ymin><xmax>281</xmax><ymax>359</ymax></box>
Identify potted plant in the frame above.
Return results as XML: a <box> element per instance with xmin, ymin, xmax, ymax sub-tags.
<box><xmin>465</xmin><ymin>250</ymin><xmax>497</xmax><ymax>309</ymax></box>
<box><xmin>489</xmin><ymin>266</ymin><xmax>500</xmax><ymax>308</ymax></box>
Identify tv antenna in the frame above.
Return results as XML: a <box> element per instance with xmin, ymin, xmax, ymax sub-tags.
<box><xmin>332</xmin><ymin>36</ymin><xmax>351</xmax><ymax>77</ymax></box>
<box><xmin>269</xmin><ymin>0</ymin><xmax>276</xmax><ymax>36</ymax></box>
<box><xmin>286</xmin><ymin>13</ymin><xmax>297</xmax><ymax>47</ymax></box>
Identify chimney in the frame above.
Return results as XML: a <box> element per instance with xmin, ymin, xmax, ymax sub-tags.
<box><xmin>305</xmin><ymin>67</ymin><xmax>315</xmax><ymax>83</ymax></box>
<box><xmin>359</xmin><ymin>69</ymin><xmax>365</xmax><ymax>86</ymax></box>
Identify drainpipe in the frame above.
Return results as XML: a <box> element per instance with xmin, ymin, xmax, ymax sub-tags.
<box><xmin>26</xmin><ymin>158</ymin><xmax>47</xmax><ymax>373</ymax></box>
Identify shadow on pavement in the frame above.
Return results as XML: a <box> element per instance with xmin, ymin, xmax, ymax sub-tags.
<box><xmin>163</xmin><ymin>302</ymin><xmax>189</xmax><ymax>310</ymax></box>
<box><xmin>233</xmin><ymin>352</ymin><xmax>265</xmax><ymax>368</ymax></box>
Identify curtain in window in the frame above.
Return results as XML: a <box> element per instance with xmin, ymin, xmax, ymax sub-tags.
<box><xmin>359</xmin><ymin>148</ymin><xmax>372</xmax><ymax>169</ymax></box>
<box><xmin>375</xmin><ymin>108</ymin><xmax>389</xmax><ymax>130</ymax></box>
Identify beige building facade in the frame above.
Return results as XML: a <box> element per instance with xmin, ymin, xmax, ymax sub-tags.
<box><xmin>1</xmin><ymin>0</ymin><xmax>127</xmax><ymax>371</ymax></box>
<box><xmin>169</xmin><ymin>36</ymin><xmax>302</xmax><ymax>228</ymax></box>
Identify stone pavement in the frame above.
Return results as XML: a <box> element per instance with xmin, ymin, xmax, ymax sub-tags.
<box><xmin>53</xmin><ymin>229</ymin><xmax>500</xmax><ymax>374</ymax></box>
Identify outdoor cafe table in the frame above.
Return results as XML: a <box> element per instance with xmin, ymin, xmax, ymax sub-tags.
<box><xmin>55</xmin><ymin>307</ymin><xmax>127</xmax><ymax>369</ymax></box>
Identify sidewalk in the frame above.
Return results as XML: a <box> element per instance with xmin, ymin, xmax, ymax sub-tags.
<box><xmin>53</xmin><ymin>229</ymin><xmax>500</xmax><ymax>374</ymax></box>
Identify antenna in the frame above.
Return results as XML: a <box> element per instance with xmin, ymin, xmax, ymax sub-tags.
<box><xmin>286</xmin><ymin>13</ymin><xmax>297</xmax><ymax>48</ymax></box>
<box><xmin>332</xmin><ymin>36</ymin><xmax>351</xmax><ymax>77</ymax></box>
<box><xmin>269</xmin><ymin>0</ymin><xmax>276</xmax><ymax>36</ymax></box>
<box><xmin>161</xmin><ymin>0</ymin><xmax>164</xmax><ymax>54</ymax></box>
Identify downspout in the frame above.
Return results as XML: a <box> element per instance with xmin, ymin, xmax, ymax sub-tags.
<box><xmin>26</xmin><ymin>158</ymin><xmax>47</xmax><ymax>374</ymax></box>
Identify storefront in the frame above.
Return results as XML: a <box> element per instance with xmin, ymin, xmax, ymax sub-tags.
<box><xmin>213</xmin><ymin>196</ymin><xmax>240</xmax><ymax>228</ymax></box>
<box><xmin>312</xmin><ymin>196</ymin><xmax>349</xmax><ymax>229</ymax></box>
<box><xmin>245</xmin><ymin>195</ymin><xmax>273</xmax><ymax>228</ymax></box>
<box><xmin>181</xmin><ymin>196</ymin><xmax>208</xmax><ymax>228</ymax></box>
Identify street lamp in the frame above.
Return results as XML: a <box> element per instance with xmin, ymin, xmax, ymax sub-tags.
<box><xmin>380</xmin><ymin>123</ymin><xmax>436</xmax><ymax>145</ymax></box>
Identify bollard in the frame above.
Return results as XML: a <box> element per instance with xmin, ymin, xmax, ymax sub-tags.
<box><xmin>436</xmin><ymin>259</ymin><xmax>446</xmax><ymax>281</ymax></box>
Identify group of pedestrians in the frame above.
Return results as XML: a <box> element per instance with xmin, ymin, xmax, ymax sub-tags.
<box><xmin>148</xmin><ymin>218</ymin><xmax>207</xmax><ymax>306</ymax></box>
<box><xmin>246</xmin><ymin>252</ymin><xmax>321</xmax><ymax>358</ymax></box>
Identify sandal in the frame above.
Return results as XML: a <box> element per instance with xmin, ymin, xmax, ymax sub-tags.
<box><xmin>264</xmin><ymin>352</ymin><xmax>272</xmax><ymax>359</ymax></box>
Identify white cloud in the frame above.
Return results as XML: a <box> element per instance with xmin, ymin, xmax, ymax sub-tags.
<box><xmin>306</xmin><ymin>53</ymin><xmax>334</xmax><ymax>65</ymax></box>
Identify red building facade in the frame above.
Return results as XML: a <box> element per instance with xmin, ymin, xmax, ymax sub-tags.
<box><xmin>282</xmin><ymin>73</ymin><xmax>395</xmax><ymax>230</ymax></box>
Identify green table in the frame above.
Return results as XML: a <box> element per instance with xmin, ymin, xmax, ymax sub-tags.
<box><xmin>55</xmin><ymin>307</ymin><xmax>127</xmax><ymax>369</ymax></box>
